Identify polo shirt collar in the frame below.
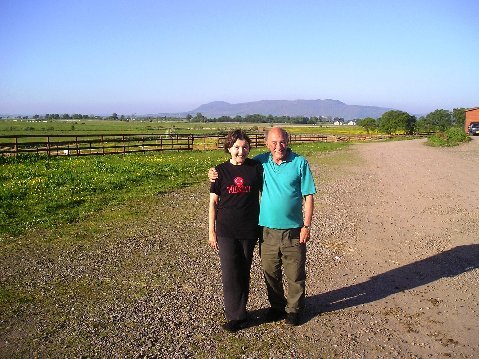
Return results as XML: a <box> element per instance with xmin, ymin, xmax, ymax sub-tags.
<box><xmin>268</xmin><ymin>148</ymin><xmax>293</xmax><ymax>164</ymax></box>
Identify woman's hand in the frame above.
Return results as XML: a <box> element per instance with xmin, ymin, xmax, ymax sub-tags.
<box><xmin>209</xmin><ymin>232</ymin><xmax>218</xmax><ymax>250</ymax></box>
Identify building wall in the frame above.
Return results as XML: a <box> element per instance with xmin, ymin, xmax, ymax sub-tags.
<box><xmin>465</xmin><ymin>108</ymin><xmax>479</xmax><ymax>133</ymax></box>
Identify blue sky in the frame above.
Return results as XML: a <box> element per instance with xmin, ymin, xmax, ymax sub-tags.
<box><xmin>1</xmin><ymin>0</ymin><xmax>478</xmax><ymax>116</ymax></box>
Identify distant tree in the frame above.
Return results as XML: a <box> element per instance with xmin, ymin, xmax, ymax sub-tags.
<box><xmin>193</xmin><ymin>112</ymin><xmax>206</xmax><ymax>122</ymax></box>
<box><xmin>452</xmin><ymin>108</ymin><xmax>466</xmax><ymax>127</ymax></box>
<box><xmin>186</xmin><ymin>114</ymin><xmax>193</xmax><ymax>122</ymax></box>
<box><xmin>33</xmin><ymin>114</ymin><xmax>40</xmax><ymax>120</ymax></box>
<box><xmin>357</xmin><ymin>117</ymin><xmax>377</xmax><ymax>133</ymax></box>
<box><xmin>62</xmin><ymin>113</ymin><xmax>70</xmax><ymax>119</ymax></box>
<box><xmin>290</xmin><ymin>116</ymin><xmax>306</xmax><ymax>124</ymax></box>
<box><xmin>405</xmin><ymin>115</ymin><xmax>417</xmax><ymax>135</ymax></box>
<box><xmin>111</xmin><ymin>113</ymin><xmax>118</xmax><ymax>120</ymax></box>
<box><xmin>217</xmin><ymin>115</ymin><xmax>232</xmax><ymax>122</ymax></box>
<box><xmin>425</xmin><ymin>109</ymin><xmax>452</xmax><ymax>132</ymax></box>
<box><xmin>245</xmin><ymin>114</ymin><xmax>266</xmax><ymax>123</ymax></box>
<box><xmin>378</xmin><ymin>110</ymin><xmax>415</xmax><ymax>134</ymax></box>
<box><xmin>415</xmin><ymin>116</ymin><xmax>431</xmax><ymax>133</ymax></box>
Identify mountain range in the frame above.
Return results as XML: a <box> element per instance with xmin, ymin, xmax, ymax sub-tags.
<box><xmin>180</xmin><ymin>99</ymin><xmax>394</xmax><ymax>120</ymax></box>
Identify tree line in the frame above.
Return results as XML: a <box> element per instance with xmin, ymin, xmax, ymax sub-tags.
<box><xmin>356</xmin><ymin>108</ymin><xmax>466</xmax><ymax>135</ymax></box>
<box><xmin>186</xmin><ymin>108</ymin><xmax>467</xmax><ymax>134</ymax></box>
<box><xmin>186</xmin><ymin>113</ymin><xmax>344</xmax><ymax>124</ymax></box>
<box><xmin>4</xmin><ymin>108</ymin><xmax>467</xmax><ymax>135</ymax></box>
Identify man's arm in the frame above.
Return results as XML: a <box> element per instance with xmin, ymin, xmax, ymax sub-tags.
<box><xmin>208</xmin><ymin>168</ymin><xmax>218</xmax><ymax>182</ymax></box>
<box><xmin>300</xmin><ymin>194</ymin><xmax>314</xmax><ymax>243</ymax></box>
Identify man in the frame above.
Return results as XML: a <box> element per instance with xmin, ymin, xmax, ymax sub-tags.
<box><xmin>210</xmin><ymin>127</ymin><xmax>316</xmax><ymax>326</ymax></box>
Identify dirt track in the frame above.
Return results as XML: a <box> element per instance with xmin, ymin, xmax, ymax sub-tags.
<box><xmin>304</xmin><ymin>138</ymin><xmax>479</xmax><ymax>357</ymax></box>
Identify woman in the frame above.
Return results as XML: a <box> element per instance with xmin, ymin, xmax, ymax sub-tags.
<box><xmin>208</xmin><ymin>129</ymin><xmax>263</xmax><ymax>333</ymax></box>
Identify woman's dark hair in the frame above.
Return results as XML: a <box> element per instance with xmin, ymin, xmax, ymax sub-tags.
<box><xmin>223</xmin><ymin>129</ymin><xmax>251</xmax><ymax>153</ymax></box>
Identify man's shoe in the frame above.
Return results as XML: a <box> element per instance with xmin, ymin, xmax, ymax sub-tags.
<box><xmin>266</xmin><ymin>308</ymin><xmax>286</xmax><ymax>322</ymax></box>
<box><xmin>221</xmin><ymin>319</ymin><xmax>246</xmax><ymax>333</ymax></box>
<box><xmin>285</xmin><ymin>312</ymin><xmax>300</xmax><ymax>326</ymax></box>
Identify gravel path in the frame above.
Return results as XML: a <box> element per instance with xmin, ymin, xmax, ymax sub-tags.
<box><xmin>305</xmin><ymin>137</ymin><xmax>479</xmax><ymax>358</ymax></box>
<box><xmin>1</xmin><ymin>138</ymin><xmax>478</xmax><ymax>357</ymax></box>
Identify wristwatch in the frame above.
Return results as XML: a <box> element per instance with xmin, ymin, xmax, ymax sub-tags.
<box><xmin>303</xmin><ymin>225</ymin><xmax>311</xmax><ymax>229</ymax></box>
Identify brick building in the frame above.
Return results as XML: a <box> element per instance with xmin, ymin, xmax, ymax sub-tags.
<box><xmin>465</xmin><ymin>107</ymin><xmax>479</xmax><ymax>133</ymax></box>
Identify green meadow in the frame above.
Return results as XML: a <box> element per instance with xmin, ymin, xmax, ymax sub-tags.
<box><xmin>0</xmin><ymin>119</ymin><xmax>260</xmax><ymax>135</ymax></box>
<box><xmin>0</xmin><ymin>120</ymin><xmax>359</xmax><ymax>238</ymax></box>
<box><xmin>0</xmin><ymin>119</ymin><xmax>369</xmax><ymax>136</ymax></box>
<box><xmin>0</xmin><ymin>136</ymin><xmax>348</xmax><ymax>237</ymax></box>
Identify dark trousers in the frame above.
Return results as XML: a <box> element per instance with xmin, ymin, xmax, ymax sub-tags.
<box><xmin>217</xmin><ymin>236</ymin><xmax>257</xmax><ymax>321</ymax></box>
<box><xmin>260</xmin><ymin>227</ymin><xmax>306</xmax><ymax>314</ymax></box>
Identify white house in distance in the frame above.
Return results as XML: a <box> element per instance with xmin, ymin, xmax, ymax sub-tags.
<box><xmin>333</xmin><ymin>120</ymin><xmax>356</xmax><ymax>125</ymax></box>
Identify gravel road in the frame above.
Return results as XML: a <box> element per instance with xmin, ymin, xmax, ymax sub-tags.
<box><xmin>305</xmin><ymin>137</ymin><xmax>479</xmax><ymax>358</ymax></box>
<box><xmin>1</xmin><ymin>138</ymin><xmax>478</xmax><ymax>358</ymax></box>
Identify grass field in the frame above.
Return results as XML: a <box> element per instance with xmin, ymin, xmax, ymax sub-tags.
<box><xmin>0</xmin><ymin>119</ymin><xmax>260</xmax><ymax>135</ymax></box>
<box><xmin>0</xmin><ymin>141</ymin><xmax>348</xmax><ymax>237</ymax></box>
<box><xmin>0</xmin><ymin>119</ymin><xmax>370</xmax><ymax>136</ymax></box>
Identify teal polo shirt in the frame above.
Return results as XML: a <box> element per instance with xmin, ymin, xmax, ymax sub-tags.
<box><xmin>254</xmin><ymin>149</ymin><xmax>316</xmax><ymax>229</ymax></box>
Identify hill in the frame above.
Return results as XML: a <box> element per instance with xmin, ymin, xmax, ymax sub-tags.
<box><xmin>186</xmin><ymin>99</ymin><xmax>393</xmax><ymax>120</ymax></box>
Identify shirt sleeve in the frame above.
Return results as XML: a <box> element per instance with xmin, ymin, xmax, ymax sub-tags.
<box><xmin>210</xmin><ymin>166</ymin><xmax>221</xmax><ymax>195</ymax></box>
<box><xmin>300</xmin><ymin>159</ymin><xmax>316</xmax><ymax>195</ymax></box>
<box><xmin>257</xmin><ymin>162</ymin><xmax>264</xmax><ymax>192</ymax></box>
<box><xmin>253</xmin><ymin>152</ymin><xmax>269</xmax><ymax>164</ymax></box>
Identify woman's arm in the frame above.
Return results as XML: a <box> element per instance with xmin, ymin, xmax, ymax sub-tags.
<box><xmin>208</xmin><ymin>193</ymin><xmax>219</xmax><ymax>249</ymax></box>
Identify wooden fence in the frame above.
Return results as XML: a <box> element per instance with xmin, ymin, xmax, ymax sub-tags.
<box><xmin>0</xmin><ymin>132</ymin><xmax>412</xmax><ymax>157</ymax></box>
<box><xmin>0</xmin><ymin>134</ymin><xmax>195</xmax><ymax>157</ymax></box>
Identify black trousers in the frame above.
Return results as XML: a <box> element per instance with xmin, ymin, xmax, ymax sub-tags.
<box><xmin>217</xmin><ymin>236</ymin><xmax>257</xmax><ymax>321</ymax></box>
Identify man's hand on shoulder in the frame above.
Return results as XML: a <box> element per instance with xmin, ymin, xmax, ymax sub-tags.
<box><xmin>208</xmin><ymin>167</ymin><xmax>218</xmax><ymax>182</ymax></box>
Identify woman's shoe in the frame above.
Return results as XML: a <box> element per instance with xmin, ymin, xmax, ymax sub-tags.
<box><xmin>221</xmin><ymin>319</ymin><xmax>246</xmax><ymax>333</ymax></box>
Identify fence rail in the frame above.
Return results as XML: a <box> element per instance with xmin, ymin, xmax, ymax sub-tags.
<box><xmin>0</xmin><ymin>132</ymin><xmax>421</xmax><ymax>157</ymax></box>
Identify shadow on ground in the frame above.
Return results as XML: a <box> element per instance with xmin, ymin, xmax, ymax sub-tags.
<box><xmin>304</xmin><ymin>244</ymin><xmax>479</xmax><ymax>321</ymax></box>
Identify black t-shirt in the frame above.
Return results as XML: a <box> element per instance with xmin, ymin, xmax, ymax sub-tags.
<box><xmin>210</xmin><ymin>158</ymin><xmax>263</xmax><ymax>239</ymax></box>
